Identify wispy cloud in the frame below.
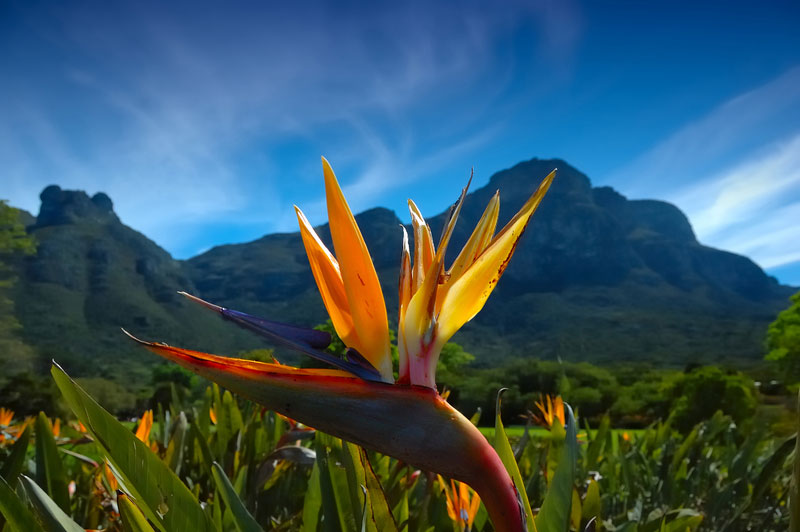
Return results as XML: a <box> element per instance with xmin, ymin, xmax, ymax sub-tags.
<box><xmin>669</xmin><ymin>134</ymin><xmax>800</xmax><ymax>269</ymax></box>
<box><xmin>0</xmin><ymin>1</ymin><xmax>583</xmax><ymax>256</ymax></box>
<box><xmin>603</xmin><ymin>67</ymin><xmax>800</xmax><ymax>274</ymax></box>
<box><xmin>609</xmin><ymin>66</ymin><xmax>800</xmax><ymax>197</ymax></box>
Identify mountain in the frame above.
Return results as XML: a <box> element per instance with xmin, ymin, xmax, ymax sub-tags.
<box><xmin>4</xmin><ymin>158</ymin><xmax>794</xmax><ymax>392</ymax></box>
<box><xmin>6</xmin><ymin>185</ymin><xmax>258</xmax><ymax>388</ymax></box>
<box><xmin>186</xmin><ymin>158</ymin><xmax>793</xmax><ymax>367</ymax></box>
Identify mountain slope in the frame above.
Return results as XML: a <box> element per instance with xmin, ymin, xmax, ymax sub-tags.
<box><xmin>10</xmin><ymin>186</ymin><xmax>258</xmax><ymax>387</ymax></box>
<box><xmin>186</xmin><ymin>157</ymin><xmax>793</xmax><ymax>366</ymax></box>
<box><xmin>5</xmin><ymin>158</ymin><xmax>794</xmax><ymax>392</ymax></box>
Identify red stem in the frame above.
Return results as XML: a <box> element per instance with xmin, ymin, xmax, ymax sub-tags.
<box><xmin>464</xmin><ymin>436</ymin><xmax>527</xmax><ymax>532</ymax></box>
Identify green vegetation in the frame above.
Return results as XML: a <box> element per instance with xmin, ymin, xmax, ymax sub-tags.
<box><xmin>767</xmin><ymin>290</ymin><xmax>800</xmax><ymax>384</ymax></box>
<box><xmin>1</xmin><ymin>168</ymin><xmax>799</xmax><ymax>530</ymax></box>
<box><xmin>0</xmin><ymin>364</ymin><xmax>795</xmax><ymax>531</ymax></box>
<box><xmin>0</xmin><ymin>201</ymin><xmax>37</xmax><ymax>387</ymax></box>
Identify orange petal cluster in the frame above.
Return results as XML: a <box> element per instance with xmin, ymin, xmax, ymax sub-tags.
<box><xmin>438</xmin><ymin>474</ymin><xmax>482</xmax><ymax>530</ymax></box>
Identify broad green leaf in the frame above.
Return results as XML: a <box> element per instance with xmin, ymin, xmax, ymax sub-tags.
<box><xmin>581</xmin><ymin>479</ymin><xmax>601</xmax><ymax>524</ymax></box>
<box><xmin>119</xmin><ymin>493</ymin><xmax>155</xmax><ymax>532</ymax></box>
<box><xmin>570</xmin><ymin>489</ymin><xmax>581</xmax><ymax>531</ymax></box>
<box><xmin>359</xmin><ymin>448</ymin><xmax>399</xmax><ymax>532</ymax></box>
<box><xmin>20</xmin><ymin>475</ymin><xmax>84</xmax><ymax>532</ymax></box>
<box><xmin>211</xmin><ymin>462</ymin><xmax>263</xmax><ymax>532</ymax></box>
<box><xmin>315</xmin><ymin>433</ymin><xmax>347</xmax><ymax>532</ymax></box>
<box><xmin>1</xmin><ymin>425</ymin><xmax>31</xmax><ymax>482</ymax></box>
<box><xmin>657</xmin><ymin>509</ymin><xmax>702</xmax><ymax>532</ymax></box>
<box><xmin>339</xmin><ymin>441</ymin><xmax>366</xmax><ymax>528</ymax></box>
<box><xmin>313</xmin><ymin>433</ymin><xmax>395</xmax><ymax>532</ymax></box>
<box><xmin>0</xmin><ymin>476</ymin><xmax>44</xmax><ymax>532</ymax></box>
<box><xmin>391</xmin><ymin>488</ymin><xmax>409</xmax><ymax>532</ymax></box>
<box><xmin>191</xmin><ymin>421</ymin><xmax>215</xmax><ymax>471</ymax></box>
<box><xmin>301</xmin><ymin>462</ymin><xmax>322</xmax><ymax>532</ymax></box>
<box><xmin>669</xmin><ymin>424</ymin><xmax>698</xmax><ymax>473</ymax></box>
<box><xmin>34</xmin><ymin>412</ymin><xmax>70</xmax><ymax>512</ymax></box>
<box><xmin>585</xmin><ymin>415</ymin><xmax>609</xmax><ymax>472</ymax></box>
<box><xmin>493</xmin><ymin>389</ymin><xmax>534</xmax><ymax>528</ymax></box>
<box><xmin>214</xmin><ymin>387</ymin><xmax>244</xmax><ymax>461</ymax></box>
<box><xmin>536</xmin><ymin>404</ymin><xmax>578</xmax><ymax>532</ymax></box>
<box><xmin>51</xmin><ymin>363</ymin><xmax>218</xmax><ymax>532</ymax></box>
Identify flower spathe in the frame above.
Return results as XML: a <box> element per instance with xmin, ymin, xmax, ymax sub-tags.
<box><xmin>126</xmin><ymin>157</ymin><xmax>555</xmax><ymax>532</ymax></box>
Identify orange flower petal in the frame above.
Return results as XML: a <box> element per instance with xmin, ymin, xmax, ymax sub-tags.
<box><xmin>135</xmin><ymin>410</ymin><xmax>153</xmax><ymax>443</ymax></box>
<box><xmin>295</xmin><ymin>206</ymin><xmax>360</xmax><ymax>350</ymax></box>
<box><xmin>407</xmin><ymin>199</ymin><xmax>434</xmax><ymax>294</ymax></box>
<box><xmin>322</xmin><ymin>157</ymin><xmax>392</xmax><ymax>382</ymax></box>
<box><xmin>447</xmin><ymin>190</ymin><xmax>500</xmax><ymax>282</ymax></box>
<box><xmin>437</xmin><ymin>170</ymin><xmax>555</xmax><ymax>344</ymax></box>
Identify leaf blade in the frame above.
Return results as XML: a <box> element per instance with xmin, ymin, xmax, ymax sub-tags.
<box><xmin>51</xmin><ymin>363</ymin><xmax>219</xmax><ymax>532</ymax></box>
<box><xmin>210</xmin><ymin>462</ymin><xmax>264</xmax><ymax>532</ymax></box>
<box><xmin>493</xmin><ymin>389</ymin><xmax>535</xmax><ymax>529</ymax></box>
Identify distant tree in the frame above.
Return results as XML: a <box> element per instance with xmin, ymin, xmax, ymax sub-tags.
<box><xmin>238</xmin><ymin>348</ymin><xmax>276</xmax><ymax>363</ymax></box>
<box><xmin>765</xmin><ymin>291</ymin><xmax>800</xmax><ymax>383</ymax></box>
<box><xmin>667</xmin><ymin>366</ymin><xmax>757</xmax><ymax>433</ymax></box>
<box><xmin>437</xmin><ymin>342</ymin><xmax>475</xmax><ymax>375</ymax></box>
<box><xmin>0</xmin><ymin>201</ymin><xmax>37</xmax><ymax>385</ymax></box>
<box><xmin>0</xmin><ymin>200</ymin><xmax>35</xmax><ymax>257</ymax></box>
<box><xmin>76</xmin><ymin>377</ymin><xmax>137</xmax><ymax>415</ymax></box>
<box><xmin>0</xmin><ymin>372</ymin><xmax>64</xmax><ymax>417</ymax></box>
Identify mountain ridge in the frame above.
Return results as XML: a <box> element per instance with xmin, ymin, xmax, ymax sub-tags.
<box><xmin>3</xmin><ymin>157</ymin><xmax>794</xmax><ymax>392</ymax></box>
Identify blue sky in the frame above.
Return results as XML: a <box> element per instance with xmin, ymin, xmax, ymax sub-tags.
<box><xmin>2</xmin><ymin>0</ymin><xmax>799</xmax><ymax>284</ymax></box>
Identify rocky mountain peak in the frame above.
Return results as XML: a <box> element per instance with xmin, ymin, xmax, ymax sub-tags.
<box><xmin>36</xmin><ymin>185</ymin><xmax>119</xmax><ymax>227</ymax></box>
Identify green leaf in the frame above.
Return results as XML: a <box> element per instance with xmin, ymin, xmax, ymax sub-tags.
<box><xmin>210</xmin><ymin>462</ymin><xmax>263</xmax><ymax>532</ymax></box>
<box><xmin>581</xmin><ymin>479</ymin><xmax>601</xmax><ymax>524</ymax></box>
<box><xmin>20</xmin><ymin>475</ymin><xmax>84</xmax><ymax>532</ymax></box>
<box><xmin>0</xmin><ymin>476</ymin><xmax>44</xmax><ymax>532</ymax></box>
<box><xmin>1</xmin><ymin>425</ymin><xmax>31</xmax><ymax>482</ymax></box>
<box><xmin>719</xmin><ymin>435</ymin><xmax>795</xmax><ymax>531</ymax></box>
<box><xmin>190</xmin><ymin>421</ymin><xmax>215</xmax><ymax>471</ymax></box>
<box><xmin>50</xmin><ymin>363</ymin><xmax>218</xmax><ymax>532</ymax></box>
<box><xmin>585</xmin><ymin>415</ymin><xmax>609</xmax><ymax>472</ymax></box>
<box><xmin>536</xmin><ymin>404</ymin><xmax>578</xmax><ymax>532</ymax></box>
<box><xmin>315</xmin><ymin>433</ymin><xmax>347</xmax><ymax>532</ymax></box>
<box><xmin>214</xmin><ymin>387</ymin><xmax>243</xmax><ymax>461</ymax></box>
<box><xmin>493</xmin><ymin>389</ymin><xmax>534</xmax><ymax>528</ymax></box>
<box><xmin>570</xmin><ymin>489</ymin><xmax>581</xmax><ymax>531</ymax></box>
<box><xmin>358</xmin><ymin>449</ymin><xmax>399</xmax><ymax>532</ymax></box>
<box><xmin>469</xmin><ymin>408</ymin><xmax>482</xmax><ymax>426</ymax></box>
<box><xmin>312</xmin><ymin>433</ymin><xmax>396</xmax><ymax>532</ymax></box>
<box><xmin>659</xmin><ymin>509</ymin><xmax>703</xmax><ymax>532</ymax></box>
<box><xmin>339</xmin><ymin>441</ymin><xmax>366</xmax><ymax>528</ymax></box>
<box><xmin>391</xmin><ymin>487</ymin><xmax>409</xmax><ymax>532</ymax></box>
<box><xmin>301</xmin><ymin>461</ymin><xmax>322</xmax><ymax>532</ymax></box>
<box><xmin>165</xmin><ymin>412</ymin><xmax>189</xmax><ymax>475</ymax></box>
<box><xmin>34</xmin><ymin>412</ymin><xmax>70</xmax><ymax>512</ymax></box>
<box><xmin>119</xmin><ymin>493</ymin><xmax>155</xmax><ymax>532</ymax></box>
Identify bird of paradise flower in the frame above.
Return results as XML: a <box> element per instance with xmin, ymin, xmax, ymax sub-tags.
<box><xmin>438</xmin><ymin>474</ymin><xmax>482</xmax><ymax>531</ymax></box>
<box><xmin>125</xmin><ymin>157</ymin><xmax>555</xmax><ymax>531</ymax></box>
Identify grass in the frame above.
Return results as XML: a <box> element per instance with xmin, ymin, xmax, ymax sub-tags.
<box><xmin>478</xmin><ymin>425</ymin><xmax>642</xmax><ymax>439</ymax></box>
